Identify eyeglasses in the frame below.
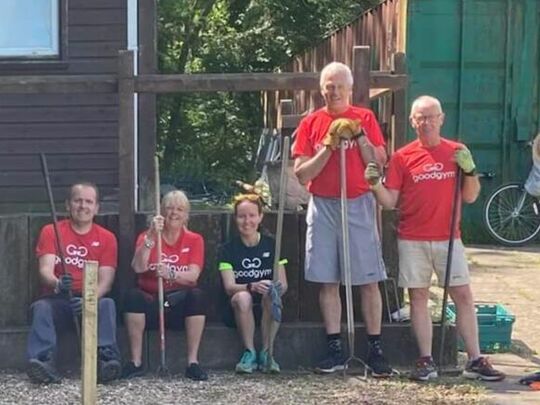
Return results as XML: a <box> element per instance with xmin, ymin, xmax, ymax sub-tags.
<box><xmin>411</xmin><ymin>114</ymin><xmax>442</xmax><ymax>123</ymax></box>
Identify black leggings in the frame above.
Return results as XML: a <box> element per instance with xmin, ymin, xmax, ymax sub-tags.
<box><xmin>124</xmin><ymin>287</ymin><xmax>206</xmax><ymax>330</ymax></box>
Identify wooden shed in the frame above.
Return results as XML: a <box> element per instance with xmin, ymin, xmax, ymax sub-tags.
<box><xmin>0</xmin><ymin>0</ymin><xmax>156</xmax><ymax>214</ymax></box>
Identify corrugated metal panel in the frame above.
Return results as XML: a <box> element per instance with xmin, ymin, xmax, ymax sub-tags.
<box><xmin>406</xmin><ymin>0</ymin><xmax>540</xmax><ymax>236</ymax></box>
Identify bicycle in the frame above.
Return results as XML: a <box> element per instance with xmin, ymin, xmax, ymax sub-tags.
<box><xmin>483</xmin><ymin>138</ymin><xmax>540</xmax><ymax>246</ymax></box>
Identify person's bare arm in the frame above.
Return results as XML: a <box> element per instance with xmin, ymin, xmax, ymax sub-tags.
<box><xmin>461</xmin><ymin>174</ymin><xmax>481</xmax><ymax>204</ymax></box>
<box><xmin>97</xmin><ymin>266</ymin><xmax>115</xmax><ymax>298</ymax></box>
<box><xmin>294</xmin><ymin>147</ymin><xmax>332</xmax><ymax>185</ymax></box>
<box><xmin>38</xmin><ymin>254</ymin><xmax>60</xmax><ymax>290</ymax></box>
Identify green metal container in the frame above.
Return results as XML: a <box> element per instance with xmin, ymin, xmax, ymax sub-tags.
<box><xmin>406</xmin><ymin>0</ymin><xmax>540</xmax><ymax>240</ymax></box>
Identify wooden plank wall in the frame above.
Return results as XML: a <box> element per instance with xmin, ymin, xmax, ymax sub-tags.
<box><xmin>0</xmin><ymin>0</ymin><xmax>126</xmax><ymax>213</ymax></box>
<box><xmin>0</xmin><ymin>212</ymin><xmax>400</xmax><ymax>328</ymax></box>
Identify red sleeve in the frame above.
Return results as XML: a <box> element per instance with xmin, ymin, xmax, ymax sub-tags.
<box><xmin>135</xmin><ymin>232</ymin><xmax>146</xmax><ymax>249</ymax></box>
<box><xmin>384</xmin><ymin>153</ymin><xmax>404</xmax><ymax>191</ymax></box>
<box><xmin>362</xmin><ymin>110</ymin><xmax>385</xmax><ymax>147</ymax></box>
<box><xmin>292</xmin><ymin>117</ymin><xmax>314</xmax><ymax>159</ymax></box>
<box><xmin>35</xmin><ymin>224</ymin><xmax>56</xmax><ymax>258</ymax></box>
<box><xmin>190</xmin><ymin>233</ymin><xmax>205</xmax><ymax>269</ymax></box>
<box><xmin>99</xmin><ymin>230</ymin><xmax>118</xmax><ymax>269</ymax></box>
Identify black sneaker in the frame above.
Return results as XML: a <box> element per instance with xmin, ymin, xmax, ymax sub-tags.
<box><xmin>367</xmin><ymin>348</ymin><xmax>393</xmax><ymax>378</ymax></box>
<box><xmin>315</xmin><ymin>340</ymin><xmax>346</xmax><ymax>374</ymax></box>
<box><xmin>27</xmin><ymin>358</ymin><xmax>61</xmax><ymax>384</ymax></box>
<box><xmin>463</xmin><ymin>356</ymin><xmax>505</xmax><ymax>381</ymax></box>
<box><xmin>122</xmin><ymin>361</ymin><xmax>145</xmax><ymax>379</ymax></box>
<box><xmin>410</xmin><ymin>357</ymin><xmax>438</xmax><ymax>382</ymax></box>
<box><xmin>185</xmin><ymin>363</ymin><xmax>208</xmax><ymax>381</ymax></box>
<box><xmin>98</xmin><ymin>358</ymin><xmax>122</xmax><ymax>384</ymax></box>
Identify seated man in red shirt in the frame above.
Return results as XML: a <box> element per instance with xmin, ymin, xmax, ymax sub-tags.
<box><xmin>123</xmin><ymin>190</ymin><xmax>208</xmax><ymax>381</ymax></box>
<box><xmin>366</xmin><ymin>95</ymin><xmax>505</xmax><ymax>382</ymax></box>
<box><xmin>26</xmin><ymin>182</ymin><xmax>121</xmax><ymax>384</ymax></box>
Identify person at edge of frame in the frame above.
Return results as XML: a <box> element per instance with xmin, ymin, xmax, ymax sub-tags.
<box><xmin>292</xmin><ymin>61</ymin><xmax>393</xmax><ymax>377</ymax></box>
<box><xmin>218</xmin><ymin>193</ymin><xmax>288</xmax><ymax>374</ymax></box>
<box><xmin>365</xmin><ymin>94</ymin><xmax>505</xmax><ymax>382</ymax></box>
<box><xmin>122</xmin><ymin>190</ymin><xmax>208</xmax><ymax>381</ymax></box>
<box><xmin>26</xmin><ymin>182</ymin><xmax>121</xmax><ymax>384</ymax></box>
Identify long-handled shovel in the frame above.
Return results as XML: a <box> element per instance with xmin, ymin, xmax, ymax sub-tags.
<box><xmin>339</xmin><ymin>141</ymin><xmax>368</xmax><ymax>377</ymax></box>
<box><xmin>39</xmin><ymin>153</ymin><xmax>81</xmax><ymax>343</ymax></box>
<box><xmin>266</xmin><ymin>135</ymin><xmax>290</xmax><ymax>366</ymax></box>
<box><xmin>437</xmin><ymin>168</ymin><xmax>463</xmax><ymax>370</ymax></box>
<box><xmin>154</xmin><ymin>155</ymin><xmax>169</xmax><ymax>377</ymax></box>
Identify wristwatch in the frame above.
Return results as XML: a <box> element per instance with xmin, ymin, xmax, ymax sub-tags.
<box><xmin>143</xmin><ymin>235</ymin><xmax>155</xmax><ymax>249</ymax></box>
<box><xmin>463</xmin><ymin>169</ymin><xmax>477</xmax><ymax>177</ymax></box>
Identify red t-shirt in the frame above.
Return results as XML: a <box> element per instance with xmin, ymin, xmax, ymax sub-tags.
<box><xmin>384</xmin><ymin>138</ymin><xmax>463</xmax><ymax>240</ymax></box>
<box><xmin>292</xmin><ymin>106</ymin><xmax>385</xmax><ymax>198</ymax></box>
<box><xmin>35</xmin><ymin>219</ymin><xmax>118</xmax><ymax>294</ymax></box>
<box><xmin>136</xmin><ymin>229</ymin><xmax>204</xmax><ymax>294</ymax></box>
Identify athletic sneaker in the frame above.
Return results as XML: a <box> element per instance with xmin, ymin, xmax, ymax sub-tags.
<box><xmin>315</xmin><ymin>339</ymin><xmax>346</xmax><ymax>374</ymax></box>
<box><xmin>27</xmin><ymin>358</ymin><xmax>61</xmax><ymax>384</ymax></box>
<box><xmin>259</xmin><ymin>350</ymin><xmax>280</xmax><ymax>374</ymax></box>
<box><xmin>235</xmin><ymin>349</ymin><xmax>258</xmax><ymax>374</ymax></box>
<box><xmin>410</xmin><ymin>357</ymin><xmax>438</xmax><ymax>381</ymax></box>
<box><xmin>185</xmin><ymin>363</ymin><xmax>208</xmax><ymax>381</ymax></box>
<box><xmin>463</xmin><ymin>357</ymin><xmax>505</xmax><ymax>381</ymax></box>
<box><xmin>122</xmin><ymin>361</ymin><xmax>145</xmax><ymax>379</ymax></box>
<box><xmin>366</xmin><ymin>347</ymin><xmax>393</xmax><ymax>378</ymax></box>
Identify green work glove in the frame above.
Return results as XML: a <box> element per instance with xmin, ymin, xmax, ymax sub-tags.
<box><xmin>454</xmin><ymin>147</ymin><xmax>476</xmax><ymax>174</ymax></box>
<box><xmin>364</xmin><ymin>162</ymin><xmax>382</xmax><ymax>186</ymax></box>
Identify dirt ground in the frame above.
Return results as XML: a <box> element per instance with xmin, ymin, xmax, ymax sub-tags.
<box><xmin>466</xmin><ymin>245</ymin><xmax>540</xmax><ymax>404</ymax></box>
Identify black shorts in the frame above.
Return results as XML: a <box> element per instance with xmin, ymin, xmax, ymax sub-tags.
<box><xmin>123</xmin><ymin>287</ymin><xmax>206</xmax><ymax>330</ymax></box>
<box><xmin>221</xmin><ymin>292</ymin><xmax>263</xmax><ymax>328</ymax></box>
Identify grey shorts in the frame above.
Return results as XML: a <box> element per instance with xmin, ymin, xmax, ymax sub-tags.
<box><xmin>304</xmin><ymin>193</ymin><xmax>387</xmax><ymax>285</ymax></box>
<box><xmin>397</xmin><ymin>239</ymin><xmax>470</xmax><ymax>288</ymax></box>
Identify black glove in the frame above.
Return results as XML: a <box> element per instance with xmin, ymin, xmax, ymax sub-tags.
<box><xmin>56</xmin><ymin>273</ymin><xmax>73</xmax><ymax>294</ymax></box>
<box><xmin>70</xmin><ymin>297</ymin><xmax>83</xmax><ymax>316</ymax></box>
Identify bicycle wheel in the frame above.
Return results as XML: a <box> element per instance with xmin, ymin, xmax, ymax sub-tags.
<box><xmin>484</xmin><ymin>182</ymin><xmax>540</xmax><ymax>246</ymax></box>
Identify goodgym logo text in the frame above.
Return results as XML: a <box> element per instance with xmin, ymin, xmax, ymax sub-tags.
<box><xmin>55</xmin><ymin>244</ymin><xmax>89</xmax><ymax>268</ymax></box>
<box><xmin>413</xmin><ymin>162</ymin><xmax>455</xmax><ymax>183</ymax></box>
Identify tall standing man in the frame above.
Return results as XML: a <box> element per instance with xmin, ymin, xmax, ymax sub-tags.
<box><xmin>366</xmin><ymin>95</ymin><xmax>505</xmax><ymax>381</ymax></box>
<box><xmin>26</xmin><ymin>182</ymin><xmax>121</xmax><ymax>384</ymax></box>
<box><xmin>293</xmin><ymin>61</ymin><xmax>392</xmax><ymax>376</ymax></box>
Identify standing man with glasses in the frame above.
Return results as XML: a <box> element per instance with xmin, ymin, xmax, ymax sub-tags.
<box><xmin>293</xmin><ymin>61</ymin><xmax>393</xmax><ymax>377</ymax></box>
<box><xmin>365</xmin><ymin>95</ymin><xmax>505</xmax><ymax>382</ymax></box>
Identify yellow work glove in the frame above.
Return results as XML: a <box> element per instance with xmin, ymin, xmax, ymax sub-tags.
<box><xmin>322</xmin><ymin>118</ymin><xmax>362</xmax><ymax>150</ymax></box>
<box><xmin>454</xmin><ymin>147</ymin><xmax>476</xmax><ymax>174</ymax></box>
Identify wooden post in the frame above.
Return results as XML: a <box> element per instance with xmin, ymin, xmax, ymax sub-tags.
<box><xmin>81</xmin><ymin>260</ymin><xmax>98</xmax><ymax>405</ymax></box>
<box><xmin>352</xmin><ymin>46</ymin><xmax>371</xmax><ymax>107</ymax></box>
<box><xmin>138</xmin><ymin>0</ymin><xmax>158</xmax><ymax>211</ymax></box>
<box><xmin>118</xmin><ymin>50</ymin><xmax>136</xmax><ymax>291</ymax></box>
<box><xmin>392</xmin><ymin>52</ymin><xmax>408</xmax><ymax>151</ymax></box>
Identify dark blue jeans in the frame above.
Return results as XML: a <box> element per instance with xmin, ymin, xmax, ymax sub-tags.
<box><xmin>26</xmin><ymin>295</ymin><xmax>119</xmax><ymax>361</ymax></box>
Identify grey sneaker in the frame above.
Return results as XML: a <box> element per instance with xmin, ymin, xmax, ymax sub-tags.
<box><xmin>463</xmin><ymin>357</ymin><xmax>505</xmax><ymax>381</ymax></box>
<box><xmin>410</xmin><ymin>357</ymin><xmax>438</xmax><ymax>381</ymax></box>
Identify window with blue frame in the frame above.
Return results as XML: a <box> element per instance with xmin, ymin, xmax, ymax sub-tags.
<box><xmin>0</xmin><ymin>0</ymin><xmax>59</xmax><ymax>58</ymax></box>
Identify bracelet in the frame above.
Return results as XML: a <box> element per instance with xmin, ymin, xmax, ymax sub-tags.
<box><xmin>54</xmin><ymin>279</ymin><xmax>60</xmax><ymax>294</ymax></box>
<box><xmin>143</xmin><ymin>235</ymin><xmax>155</xmax><ymax>249</ymax></box>
<box><xmin>168</xmin><ymin>268</ymin><xmax>176</xmax><ymax>281</ymax></box>
<box><xmin>463</xmin><ymin>169</ymin><xmax>477</xmax><ymax>177</ymax></box>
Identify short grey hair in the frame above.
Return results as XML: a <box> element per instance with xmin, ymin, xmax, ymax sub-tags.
<box><xmin>319</xmin><ymin>62</ymin><xmax>354</xmax><ymax>89</ymax></box>
<box><xmin>410</xmin><ymin>95</ymin><xmax>443</xmax><ymax>117</ymax></box>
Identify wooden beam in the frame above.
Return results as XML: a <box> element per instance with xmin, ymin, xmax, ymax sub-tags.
<box><xmin>118</xmin><ymin>50</ymin><xmax>136</xmax><ymax>291</ymax></box>
<box><xmin>0</xmin><ymin>75</ymin><xmax>116</xmax><ymax>94</ymax></box>
<box><xmin>392</xmin><ymin>52</ymin><xmax>408</xmax><ymax>150</ymax></box>
<box><xmin>137</xmin><ymin>0</ymin><xmax>158</xmax><ymax>212</ymax></box>
<box><xmin>352</xmin><ymin>46</ymin><xmax>370</xmax><ymax>107</ymax></box>
<box><xmin>81</xmin><ymin>260</ymin><xmax>98</xmax><ymax>405</ymax></box>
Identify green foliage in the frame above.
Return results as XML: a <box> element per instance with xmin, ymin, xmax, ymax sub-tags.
<box><xmin>157</xmin><ymin>0</ymin><xmax>380</xmax><ymax>200</ymax></box>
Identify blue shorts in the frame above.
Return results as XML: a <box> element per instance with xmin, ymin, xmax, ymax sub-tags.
<box><xmin>304</xmin><ymin>193</ymin><xmax>387</xmax><ymax>285</ymax></box>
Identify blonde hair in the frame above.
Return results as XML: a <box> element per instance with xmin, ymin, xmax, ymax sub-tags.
<box><xmin>320</xmin><ymin>62</ymin><xmax>353</xmax><ymax>89</ymax></box>
<box><xmin>161</xmin><ymin>190</ymin><xmax>190</xmax><ymax>216</ymax></box>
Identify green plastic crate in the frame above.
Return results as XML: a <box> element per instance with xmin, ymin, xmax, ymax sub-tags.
<box><xmin>446</xmin><ymin>303</ymin><xmax>515</xmax><ymax>353</ymax></box>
